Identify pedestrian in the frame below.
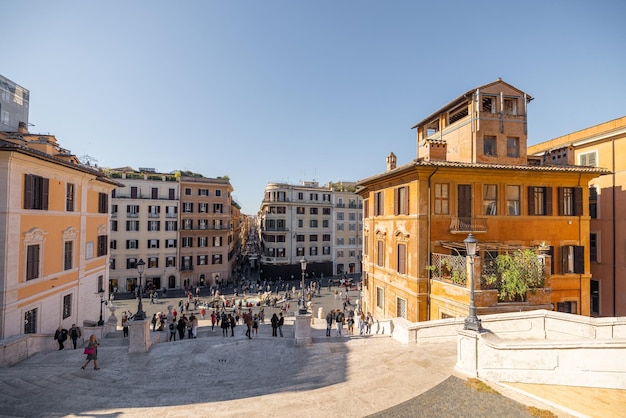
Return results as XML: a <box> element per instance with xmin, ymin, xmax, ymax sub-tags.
<box><xmin>335</xmin><ymin>310</ymin><xmax>344</xmax><ymax>336</ymax></box>
<box><xmin>54</xmin><ymin>326</ymin><xmax>69</xmax><ymax>350</ymax></box>
<box><xmin>151</xmin><ymin>314</ymin><xmax>158</xmax><ymax>332</ymax></box>
<box><xmin>252</xmin><ymin>313</ymin><xmax>259</xmax><ymax>335</ymax></box>
<box><xmin>190</xmin><ymin>314</ymin><xmax>198</xmax><ymax>338</ymax></box>
<box><xmin>271</xmin><ymin>313</ymin><xmax>279</xmax><ymax>337</ymax></box>
<box><xmin>278</xmin><ymin>312</ymin><xmax>284</xmax><ymax>337</ymax></box>
<box><xmin>122</xmin><ymin>315</ymin><xmax>129</xmax><ymax>337</ymax></box>
<box><xmin>244</xmin><ymin>312</ymin><xmax>252</xmax><ymax>339</ymax></box>
<box><xmin>221</xmin><ymin>313</ymin><xmax>229</xmax><ymax>337</ymax></box>
<box><xmin>201</xmin><ymin>307</ymin><xmax>206</xmax><ymax>320</ymax></box>
<box><xmin>229</xmin><ymin>313</ymin><xmax>236</xmax><ymax>337</ymax></box>
<box><xmin>69</xmin><ymin>324</ymin><xmax>81</xmax><ymax>349</ymax></box>
<box><xmin>359</xmin><ymin>311</ymin><xmax>366</xmax><ymax>335</ymax></box>
<box><xmin>211</xmin><ymin>311</ymin><xmax>217</xmax><ymax>332</ymax></box>
<box><xmin>366</xmin><ymin>312</ymin><xmax>373</xmax><ymax>334</ymax></box>
<box><xmin>325</xmin><ymin>310</ymin><xmax>333</xmax><ymax>337</ymax></box>
<box><xmin>81</xmin><ymin>335</ymin><xmax>100</xmax><ymax>370</ymax></box>
<box><xmin>177</xmin><ymin>316</ymin><xmax>187</xmax><ymax>340</ymax></box>
<box><xmin>169</xmin><ymin>320</ymin><xmax>177</xmax><ymax>341</ymax></box>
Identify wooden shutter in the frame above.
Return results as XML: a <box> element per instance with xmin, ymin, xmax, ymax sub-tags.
<box><xmin>397</xmin><ymin>244</ymin><xmax>406</xmax><ymax>274</ymax></box>
<box><xmin>574</xmin><ymin>245</ymin><xmax>585</xmax><ymax>274</ymax></box>
<box><xmin>528</xmin><ymin>186</ymin><xmax>535</xmax><ymax>215</ymax></box>
<box><xmin>24</xmin><ymin>174</ymin><xmax>33</xmax><ymax>209</ymax></box>
<box><xmin>42</xmin><ymin>178</ymin><xmax>49</xmax><ymax>210</ymax></box>
<box><xmin>544</xmin><ymin>187</ymin><xmax>552</xmax><ymax>216</ymax></box>
<box><xmin>458</xmin><ymin>184</ymin><xmax>472</xmax><ymax>218</ymax></box>
<box><xmin>557</xmin><ymin>187</ymin><xmax>565</xmax><ymax>216</ymax></box>
<box><xmin>574</xmin><ymin>187</ymin><xmax>583</xmax><ymax>216</ymax></box>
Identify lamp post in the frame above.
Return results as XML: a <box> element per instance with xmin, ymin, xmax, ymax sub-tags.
<box><xmin>299</xmin><ymin>256</ymin><xmax>308</xmax><ymax>314</ymax></box>
<box><xmin>134</xmin><ymin>259</ymin><xmax>146</xmax><ymax>321</ymax></box>
<box><xmin>463</xmin><ymin>233</ymin><xmax>482</xmax><ymax>332</ymax></box>
<box><xmin>97</xmin><ymin>288</ymin><xmax>106</xmax><ymax>326</ymax></box>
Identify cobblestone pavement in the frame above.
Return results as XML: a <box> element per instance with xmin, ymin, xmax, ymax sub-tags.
<box><xmin>0</xmin><ymin>284</ymin><xmax>582</xmax><ymax>418</ymax></box>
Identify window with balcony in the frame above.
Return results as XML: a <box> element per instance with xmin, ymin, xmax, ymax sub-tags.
<box><xmin>127</xmin><ymin>205</ymin><xmax>139</xmax><ymax>217</ymax></box>
<box><xmin>182</xmin><ymin>237</ymin><xmax>193</xmax><ymax>247</ymax></box>
<box><xmin>148</xmin><ymin>220</ymin><xmax>160</xmax><ymax>231</ymax></box>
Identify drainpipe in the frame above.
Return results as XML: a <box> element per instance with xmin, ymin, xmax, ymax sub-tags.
<box><xmin>577</xmin><ymin>173</ymin><xmax>583</xmax><ymax>314</ymax></box>
<box><xmin>426</xmin><ymin>167</ymin><xmax>440</xmax><ymax>321</ymax></box>
<box><xmin>612</xmin><ymin>138</ymin><xmax>617</xmax><ymax>316</ymax></box>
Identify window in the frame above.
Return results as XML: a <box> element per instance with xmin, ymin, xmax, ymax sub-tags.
<box><xmin>198</xmin><ymin>219</ymin><xmax>208</xmax><ymax>229</ymax></box>
<box><xmin>199</xmin><ymin>203</ymin><xmax>209</xmax><ymax>213</ymax></box>
<box><xmin>579</xmin><ymin>151</ymin><xmax>597</xmax><ymax>167</ymax></box>
<box><xmin>484</xmin><ymin>136</ymin><xmax>497</xmax><ymax>156</ymax></box>
<box><xmin>364</xmin><ymin>200</ymin><xmax>369</xmax><ymax>218</ymax></box>
<box><xmin>528</xmin><ymin>186</ymin><xmax>552</xmax><ymax>216</ymax></box>
<box><xmin>66</xmin><ymin>183</ymin><xmax>75</xmax><ymax>212</ymax></box>
<box><xmin>169</xmin><ymin>188</ymin><xmax>176</xmax><ymax>200</ymax></box>
<box><xmin>24</xmin><ymin>174</ymin><xmax>49</xmax><ymax>210</ymax></box>
<box><xmin>126</xmin><ymin>239</ymin><xmax>138</xmax><ymax>249</ymax></box>
<box><xmin>148</xmin><ymin>257</ymin><xmax>158</xmax><ymax>268</ymax></box>
<box><xmin>166</xmin><ymin>256</ymin><xmax>176</xmax><ymax>267</ymax></box>
<box><xmin>24</xmin><ymin>308</ymin><xmax>37</xmax><ymax>334</ymax></box>
<box><xmin>297</xmin><ymin>207</ymin><xmax>305</xmax><ymax>215</ymax></box>
<box><xmin>182</xmin><ymin>256</ymin><xmax>193</xmax><ymax>270</ymax></box>
<box><xmin>213</xmin><ymin>236</ymin><xmax>222</xmax><ymax>247</ymax></box>
<box><xmin>26</xmin><ymin>244</ymin><xmax>40</xmax><ymax>280</ymax></box>
<box><xmin>589</xmin><ymin>186</ymin><xmax>598</xmax><ymax>219</ymax></box>
<box><xmin>298</xmin><ymin>192</ymin><xmax>304</xmax><ymax>200</ymax></box>
<box><xmin>309</xmin><ymin>235</ymin><xmax>318</xmax><ymax>242</ymax></box>
<box><xmin>127</xmin><ymin>205</ymin><xmax>139</xmax><ymax>217</ymax></box>
<box><xmin>111</xmin><ymin>220</ymin><xmax>118</xmax><ymax>231</ymax></box>
<box><xmin>504</xmin><ymin>98</ymin><xmax>517</xmax><ymax>115</ymax></box>
<box><xmin>322</xmin><ymin>234</ymin><xmax>331</xmax><ymax>241</ymax></box>
<box><xmin>166</xmin><ymin>239</ymin><xmax>176</xmax><ymax>248</ymax></box>
<box><xmin>374</xmin><ymin>192</ymin><xmax>384</xmax><ymax>216</ymax></box>
<box><xmin>184</xmin><ymin>188</ymin><xmax>192</xmax><ymax>195</ymax></box>
<box><xmin>434</xmin><ymin>183</ymin><xmax>449</xmax><ymax>214</ymax></box>
<box><xmin>148</xmin><ymin>220</ymin><xmax>160</xmax><ymax>231</ymax></box>
<box><xmin>98</xmin><ymin>193</ymin><xmax>108</xmax><ymax>214</ymax></box>
<box><xmin>297</xmin><ymin>247</ymin><xmax>304</xmax><ymax>257</ymax></box>
<box><xmin>166</xmin><ymin>206</ymin><xmax>177</xmax><ymax>218</ymax></box>
<box><xmin>397</xmin><ymin>244</ymin><xmax>406</xmax><ymax>274</ymax></box>
<box><xmin>323</xmin><ymin>246</ymin><xmax>330</xmax><ymax>255</ymax></box>
<box><xmin>110</xmin><ymin>258</ymin><xmax>116</xmax><ymax>269</ymax></box>
<box><xmin>337</xmin><ymin>212</ymin><xmax>344</xmax><ymax>221</ymax></box>
<box><xmin>394</xmin><ymin>186</ymin><xmax>409</xmax><ymax>215</ymax></box>
<box><xmin>310</xmin><ymin>246</ymin><xmax>318</xmax><ymax>256</ymax></box>
<box><xmin>310</xmin><ymin>193</ymin><xmax>318</xmax><ymax>201</ymax></box>
<box><xmin>562</xmin><ymin>245</ymin><xmax>584</xmax><ymax>274</ymax></box>
<box><xmin>349</xmin><ymin>237</ymin><xmax>356</xmax><ymax>245</ymax></box>
<box><xmin>63</xmin><ymin>294</ymin><xmax>72</xmax><ymax>319</ymax></box>
<box><xmin>337</xmin><ymin>238</ymin><xmax>344</xmax><ymax>245</ymax></box>
<box><xmin>507</xmin><ymin>137</ymin><xmax>519</xmax><ymax>158</ymax></box>
<box><xmin>557</xmin><ymin>301</ymin><xmax>577</xmax><ymax>314</ymax></box>
<box><xmin>97</xmin><ymin>235</ymin><xmax>107</xmax><ymax>257</ymax></box>
<box><xmin>130</xmin><ymin>187</ymin><xmax>138</xmax><ymax>199</ymax></box>
<box><xmin>336</xmin><ymin>263</ymin><xmax>344</xmax><ymax>274</ymax></box>
<box><xmin>298</xmin><ymin>219</ymin><xmax>303</xmax><ymax>228</ymax></box>
<box><xmin>110</xmin><ymin>240</ymin><xmax>117</xmax><ymax>250</ymax></box>
<box><xmin>111</xmin><ymin>204</ymin><xmax>118</xmax><ymax>216</ymax></box>
<box><xmin>377</xmin><ymin>241</ymin><xmax>384</xmax><ymax>267</ymax></box>
<box><xmin>376</xmin><ymin>287</ymin><xmax>384</xmax><ymax>309</ymax></box>
<box><xmin>310</xmin><ymin>219</ymin><xmax>318</xmax><ymax>228</ymax></box>
<box><xmin>165</xmin><ymin>220</ymin><xmax>177</xmax><ymax>231</ymax></box>
<box><xmin>310</xmin><ymin>207</ymin><xmax>318</xmax><ymax>215</ymax></box>
<box><xmin>198</xmin><ymin>255</ymin><xmax>208</xmax><ymax>265</ymax></box>
<box><xmin>215</xmin><ymin>189</ymin><xmax>221</xmax><ymax>197</ymax></box>
<box><xmin>482</xmin><ymin>96</ymin><xmax>496</xmax><ymax>113</ymax></box>
<box><xmin>506</xmin><ymin>185</ymin><xmax>520</xmax><ymax>216</ymax></box>
<box><xmin>151</xmin><ymin>187</ymin><xmax>159</xmax><ymax>199</ymax></box>
<box><xmin>323</xmin><ymin>208</ymin><xmax>331</xmax><ymax>215</ymax></box>
<box><xmin>337</xmin><ymin>223</ymin><xmax>344</xmax><ymax>231</ymax></box>
<box><xmin>558</xmin><ymin>187</ymin><xmax>582</xmax><ymax>216</ymax></box>
<box><xmin>213</xmin><ymin>203</ymin><xmax>223</xmax><ymax>213</ymax></box>
<box><xmin>148</xmin><ymin>239</ymin><xmax>159</xmax><ymax>249</ymax></box>
<box><xmin>183</xmin><ymin>202</ymin><xmax>193</xmax><ymax>213</ymax></box>
<box><xmin>182</xmin><ymin>237</ymin><xmax>193</xmax><ymax>247</ymax></box>
<box><xmin>199</xmin><ymin>188</ymin><xmax>209</xmax><ymax>196</ymax></box>
<box><xmin>483</xmin><ymin>184</ymin><xmax>497</xmax><ymax>215</ymax></box>
<box><xmin>183</xmin><ymin>219</ymin><xmax>193</xmax><ymax>230</ymax></box>
<box><xmin>296</xmin><ymin>235</ymin><xmax>305</xmax><ymax>242</ymax></box>
<box><xmin>590</xmin><ymin>233</ymin><xmax>598</xmax><ymax>263</ymax></box>
<box><xmin>64</xmin><ymin>241</ymin><xmax>73</xmax><ymax>270</ymax></box>
<box><xmin>322</xmin><ymin>220</ymin><xmax>329</xmax><ymax>228</ymax></box>
<box><xmin>148</xmin><ymin>206</ymin><xmax>160</xmax><ymax>217</ymax></box>
<box><xmin>212</xmin><ymin>254</ymin><xmax>222</xmax><ymax>264</ymax></box>
<box><xmin>396</xmin><ymin>297</ymin><xmax>407</xmax><ymax>319</ymax></box>
<box><xmin>591</xmin><ymin>280</ymin><xmax>600</xmax><ymax>316</ymax></box>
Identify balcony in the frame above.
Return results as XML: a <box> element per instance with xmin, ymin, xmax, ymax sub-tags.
<box><xmin>449</xmin><ymin>217</ymin><xmax>488</xmax><ymax>234</ymax></box>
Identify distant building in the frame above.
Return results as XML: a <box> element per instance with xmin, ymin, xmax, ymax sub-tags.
<box><xmin>0</xmin><ymin>125</ymin><xmax>118</xmax><ymax>339</ymax></box>
<box><xmin>0</xmin><ymin>75</ymin><xmax>29</xmax><ymax>132</ymax></box>
<box><xmin>357</xmin><ymin>79</ymin><xmax>608</xmax><ymax>322</ymax></box>
<box><xmin>528</xmin><ymin>116</ymin><xmax>626</xmax><ymax>316</ymax></box>
<box><xmin>259</xmin><ymin>181</ymin><xmax>362</xmax><ymax>281</ymax></box>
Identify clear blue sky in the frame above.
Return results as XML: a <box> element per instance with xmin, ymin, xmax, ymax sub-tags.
<box><xmin>4</xmin><ymin>1</ymin><xmax>625</xmax><ymax>214</ymax></box>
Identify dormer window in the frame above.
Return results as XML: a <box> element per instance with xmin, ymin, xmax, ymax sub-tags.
<box><xmin>482</xmin><ymin>96</ymin><xmax>496</xmax><ymax>113</ymax></box>
<box><xmin>504</xmin><ymin>98</ymin><xmax>518</xmax><ymax>115</ymax></box>
<box><xmin>425</xmin><ymin>119</ymin><xmax>439</xmax><ymax>137</ymax></box>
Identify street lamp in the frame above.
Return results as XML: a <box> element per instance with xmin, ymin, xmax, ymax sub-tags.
<box><xmin>299</xmin><ymin>256</ymin><xmax>308</xmax><ymax>314</ymax></box>
<box><xmin>134</xmin><ymin>259</ymin><xmax>146</xmax><ymax>321</ymax></box>
<box><xmin>463</xmin><ymin>233</ymin><xmax>482</xmax><ymax>332</ymax></box>
<box><xmin>97</xmin><ymin>288</ymin><xmax>106</xmax><ymax>326</ymax></box>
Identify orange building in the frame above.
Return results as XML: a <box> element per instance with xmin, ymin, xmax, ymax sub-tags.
<box><xmin>0</xmin><ymin>125</ymin><xmax>118</xmax><ymax>339</ymax></box>
<box><xmin>528</xmin><ymin>116</ymin><xmax>626</xmax><ymax>316</ymax></box>
<box><xmin>357</xmin><ymin>80</ymin><xmax>609</xmax><ymax>322</ymax></box>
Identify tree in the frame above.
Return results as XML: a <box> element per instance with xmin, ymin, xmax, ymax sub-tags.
<box><xmin>487</xmin><ymin>249</ymin><xmax>545</xmax><ymax>301</ymax></box>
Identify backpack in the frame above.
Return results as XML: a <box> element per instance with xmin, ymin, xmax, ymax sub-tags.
<box><xmin>169</xmin><ymin>323</ymin><xmax>175</xmax><ymax>331</ymax></box>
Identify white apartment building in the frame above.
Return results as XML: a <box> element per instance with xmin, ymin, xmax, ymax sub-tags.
<box><xmin>259</xmin><ymin>181</ymin><xmax>362</xmax><ymax>281</ymax></box>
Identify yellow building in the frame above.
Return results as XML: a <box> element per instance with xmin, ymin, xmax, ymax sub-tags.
<box><xmin>0</xmin><ymin>125</ymin><xmax>118</xmax><ymax>339</ymax></box>
<box><xmin>357</xmin><ymin>80</ymin><xmax>609</xmax><ymax>322</ymax></box>
<box><xmin>528</xmin><ymin>116</ymin><xmax>626</xmax><ymax>316</ymax></box>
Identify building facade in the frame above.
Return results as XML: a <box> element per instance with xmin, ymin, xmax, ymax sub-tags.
<box><xmin>528</xmin><ymin>116</ymin><xmax>626</xmax><ymax>316</ymax></box>
<box><xmin>259</xmin><ymin>181</ymin><xmax>362</xmax><ymax>281</ymax></box>
<box><xmin>0</xmin><ymin>75</ymin><xmax>29</xmax><ymax>132</ymax></box>
<box><xmin>357</xmin><ymin>79</ymin><xmax>608</xmax><ymax>322</ymax></box>
<box><xmin>0</xmin><ymin>126</ymin><xmax>118</xmax><ymax>340</ymax></box>
<box><xmin>108</xmin><ymin>167</ymin><xmax>180</xmax><ymax>294</ymax></box>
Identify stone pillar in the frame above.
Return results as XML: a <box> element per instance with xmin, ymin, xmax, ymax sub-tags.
<box><xmin>455</xmin><ymin>329</ymin><xmax>480</xmax><ymax>378</ymax></box>
<box><xmin>294</xmin><ymin>313</ymin><xmax>312</xmax><ymax>345</ymax></box>
<box><xmin>105</xmin><ymin>305</ymin><xmax>118</xmax><ymax>336</ymax></box>
<box><xmin>128</xmin><ymin>319</ymin><xmax>151</xmax><ymax>353</ymax></box>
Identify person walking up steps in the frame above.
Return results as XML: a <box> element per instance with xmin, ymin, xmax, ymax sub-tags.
<box><xmin>270</xmin><ymin>313</ymin><xmax>279</xmax><ymax>337</ymax></box>
<box><xmin>278</xmin><ymin>312</ymin><xmax>284</xmax><ymax>337</ymax></box>
<box><xmin>81</xmin><ymin>335</ymin><xmax>100</xmax><ymax>370</ymax></box>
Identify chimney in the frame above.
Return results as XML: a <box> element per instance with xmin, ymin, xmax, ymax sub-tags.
<box><xmin>18</xmin><ymin>121</ymin><xmax>28</xmax><ymax>134</ymax></box>
<box><xmin>386</xmin><ymin>152</ymin><xmax>397</xmax><ymax>171</ymax></box>
<box><xmin>425</xmin><ymin>139</ymin><xmax>447</xmax><ymax>161</ymax></box>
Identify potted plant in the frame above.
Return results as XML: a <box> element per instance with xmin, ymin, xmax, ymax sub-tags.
<box><xmin>486</xmin><ymin>249</ymin><xmax>545</xmax><ymax>301</ymax></box>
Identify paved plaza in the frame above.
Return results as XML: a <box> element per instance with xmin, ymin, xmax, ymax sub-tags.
<box><xmin>0</xmin><ymin>285</ymin><xmax>622</xmax><ymax>417</ymax></box>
